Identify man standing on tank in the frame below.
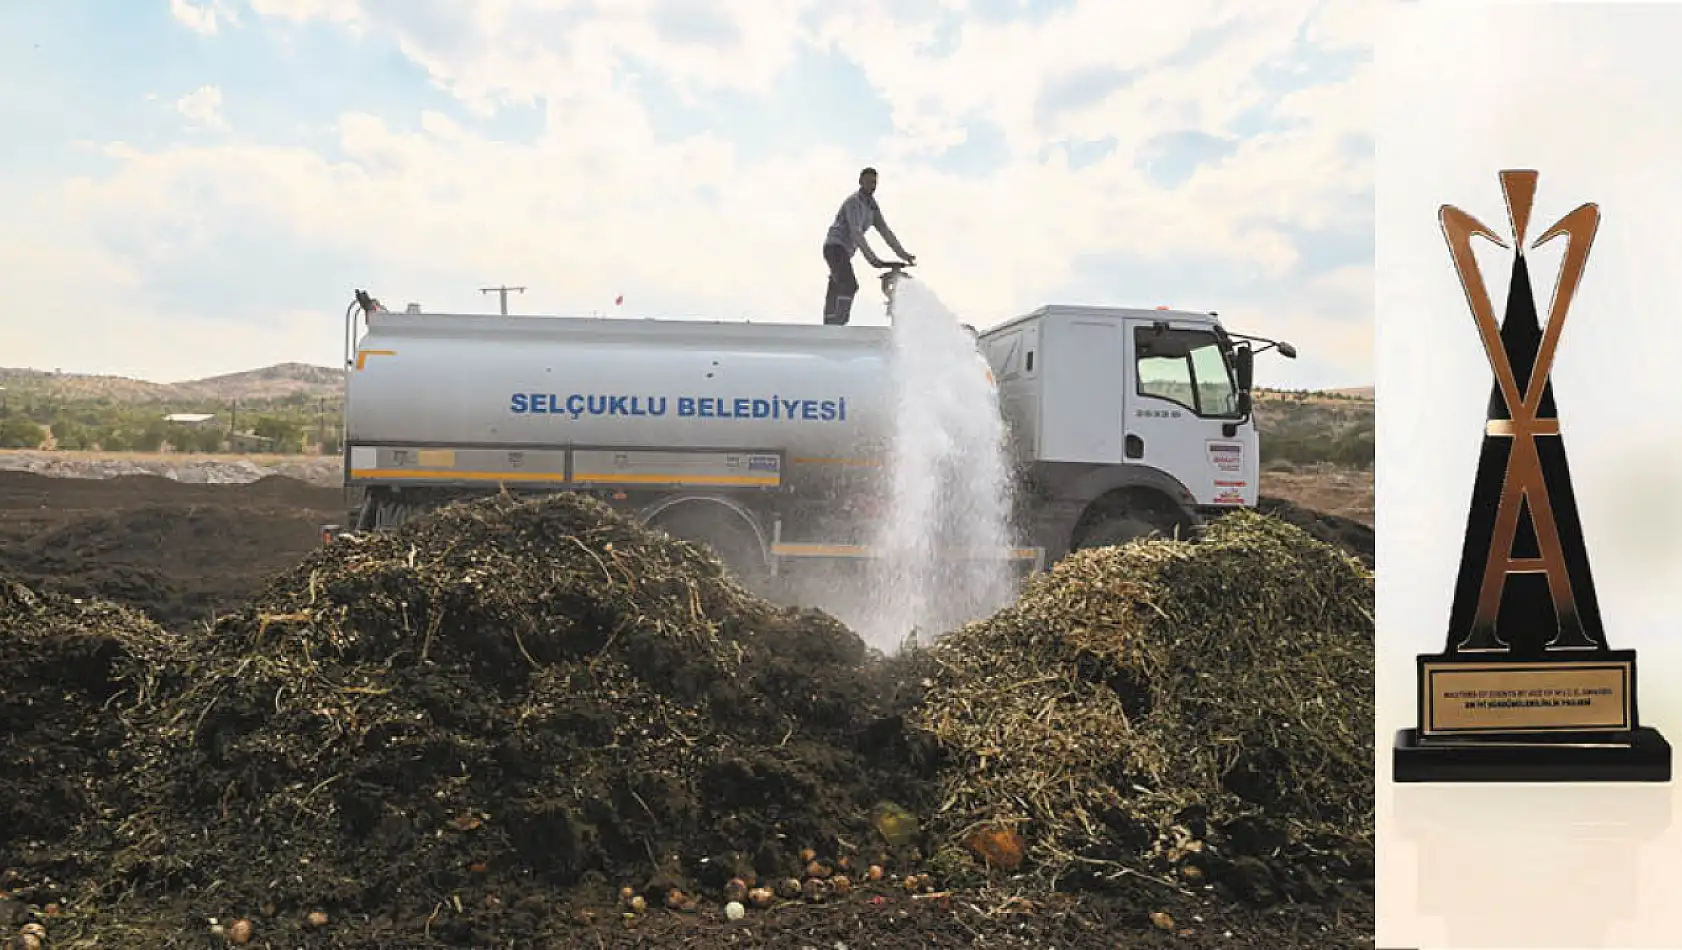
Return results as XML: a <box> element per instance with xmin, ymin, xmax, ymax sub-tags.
<box><xmin>822</xmin><ymin>167</ymin><xmax>914</xmax><ymax>326</ymax></box>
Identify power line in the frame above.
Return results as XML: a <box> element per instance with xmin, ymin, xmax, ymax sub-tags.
<box><xmin>480</xmin><ymin>285</ymin><xmax>527</xmax><ymax>315</ymax></box>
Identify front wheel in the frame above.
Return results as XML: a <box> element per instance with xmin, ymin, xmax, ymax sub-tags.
<box><xmin>1073</xmin><ymin>515</ymin><xmax>1161</xmax><ymax>551</ymax></box>
<box><xmin>1072</xmin><ymin>499</ymin><xmax>1192</xmax><ymax>551</ymax></box>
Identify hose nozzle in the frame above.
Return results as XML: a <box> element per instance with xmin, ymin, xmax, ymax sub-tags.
<box><xmin>878</xmin><ymin>262</ymin><xmax>913</xmax><ymax>318</ymax></box>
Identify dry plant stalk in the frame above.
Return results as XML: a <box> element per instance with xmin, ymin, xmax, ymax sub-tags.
<box><xmin>910</xmin><ymin>510</ymin><xmax>1373</xmax><ymax>889</ymax></box>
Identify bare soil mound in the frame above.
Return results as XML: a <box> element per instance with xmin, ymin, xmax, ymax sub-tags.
<box><xmin>0</xmin><ymin>468</ymin><xmax>340</xmax><ymax>512</ymax></box>
<box><xmin>0</xmin><ymin>471</ymin><xmax>342</xmax><ymax>631</ymax></box>
<box><xmin>1256</xmin><ymin>495</ymin><xmax>1374</xmax><ymax>568</ymax></box>
<box><xmin>0</xmin><ymin>575</ymin><xmax>188</xmax><ymax>890</ymax></box>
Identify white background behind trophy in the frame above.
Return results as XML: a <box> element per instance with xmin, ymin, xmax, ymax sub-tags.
<box><xmin>1377</xmin><ymin>2</ymin><xmax>1682</xmax><ymax>947</ymax></box>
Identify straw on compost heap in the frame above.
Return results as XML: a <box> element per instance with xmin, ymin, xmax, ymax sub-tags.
<box><xmin>0</xmin><ymin>574</ymin><xmax>188</xmax><ymax>896</ymax></box>
<box><xmin>81</xmin><ymin>492</ymin><xmax>937</xmax><ymax>947</ymax></box>
<box><xmin>911</xmin><ymin>509</ymin><xmax>1373</xmax><ymax>904</ymax></box>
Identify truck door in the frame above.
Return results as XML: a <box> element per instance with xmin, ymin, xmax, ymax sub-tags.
<box><xmin>1123</xmin><ymin>319</ymin><xmax>1251</xmax><ymax>507</ymax></box>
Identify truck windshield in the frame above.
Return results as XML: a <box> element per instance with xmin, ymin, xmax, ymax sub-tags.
<box><xmin>1134</xmin><ymin>326</ymin><xmax>1240</xmax><ymax>418</ymax></box>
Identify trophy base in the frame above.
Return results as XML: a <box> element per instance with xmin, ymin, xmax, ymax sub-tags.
<box><xmin>1393</xmin><ymin>727</ymin><xmax>1672</xmax><ymax>783</ymax></box>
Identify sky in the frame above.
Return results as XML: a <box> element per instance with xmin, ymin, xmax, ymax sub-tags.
<box><xmin>1375</xmin><ymin>3</ymin><xmax>1682</xmax><ymax>945</ymax></box>
<box><xmin>0</xmin><ymin>0</ymin><xmax>1371</xmax><ymax>388</ymax></box>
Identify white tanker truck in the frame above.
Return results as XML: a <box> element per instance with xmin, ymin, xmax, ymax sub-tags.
<box><xmin>335</xmin><ymin>268</ymin><xmax>1295</xmax><ymax>578</ymax></box>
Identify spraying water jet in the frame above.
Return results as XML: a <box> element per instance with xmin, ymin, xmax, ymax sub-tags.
<box><xmin>862</xmin><ymin>273</ymin><xmax>1018</xmax><ymax>648</ymax></box>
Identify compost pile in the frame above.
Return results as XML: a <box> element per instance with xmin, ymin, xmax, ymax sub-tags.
<box><xmin>1255</xmin><ymin>496</ymin><xmax>1374</xmax><ymax>569</ymax></box>
<box><xmin>73</xmin><ymin>493</ymin><xmax>933</xmax><ymax>946</ymax></box>
<box><xmin>911</xmin><ymin>510</ymin><xmax>1373</xmax><ymax>904</ymax></box>
<box><xmin>0</xmin><ymin>574</ymin><xmax>187</xmax><ymax>891</ymax></box>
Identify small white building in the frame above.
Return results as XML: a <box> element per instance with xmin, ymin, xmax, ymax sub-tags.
<box><xmin>163</xmin><ymin>413</ymin><xmax>216</xmax><ymax>425</ymax></box>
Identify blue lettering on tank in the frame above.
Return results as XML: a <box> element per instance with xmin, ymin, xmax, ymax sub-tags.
<box><xmin>512</xmin><ymin>393</ymin><xmax>853</xmax><ymax>423</ymax></box>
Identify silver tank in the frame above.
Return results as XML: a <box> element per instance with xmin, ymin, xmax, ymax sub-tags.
<box><xmin>347</xmin><ymin>311</ymin><xmax>898</xmax><ymax>459</ymax></box>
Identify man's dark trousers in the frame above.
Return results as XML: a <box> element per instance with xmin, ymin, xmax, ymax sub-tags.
<box><xmin>822</xmin><ymin>242</ymin><xmax>858</xmax><ymax>326</ymax></box>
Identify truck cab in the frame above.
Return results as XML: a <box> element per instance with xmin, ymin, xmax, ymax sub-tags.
<box><xmin>978</xmin><ymin>305</ymin><xmax>1287</xmax><ymax>562</ymax></box>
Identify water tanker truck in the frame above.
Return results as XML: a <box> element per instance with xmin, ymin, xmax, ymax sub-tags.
<box><xmin>335</xmin><ymin>268</ymin><xmax>1295</xmax><ymax>579</ymax></box>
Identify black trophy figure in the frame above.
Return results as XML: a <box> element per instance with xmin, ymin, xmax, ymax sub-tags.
<box><xmin>1393</xmin><ymin>169</ymin><xmax>1670</xmax><ymax>783</ymax></box>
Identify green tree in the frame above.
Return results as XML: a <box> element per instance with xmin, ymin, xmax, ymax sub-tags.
<box><xmin>134</xmin><ymin>420</ymin><xmax>169</xmax><ymax>453</ymax></box>
<box><xmin>97</xmin><ymin>427</ymin><xmax>133</xmax><ymax>451</ymax></box>
<box><xmin>0</xmin><ymin>417</ymin><xmax>45</xmax><ymax>449</ymax></box>
<box><xmin>52</xmin><ymin>420</ymin><xmax>95</xmax><ymax>450</ymax></box>
<box><xmin>1330</xmin><ymin>427</ymin><xmax>1375</xmax><ymax>468</ymax></box>
<box><xmin>253</xmin><ymin>415</ymin><xmax>304</xmax><ymax>454</ymax></box>
<box><xmin>192</xmin><ymin>426</ymin><xmax>226</xmax><ymax>453</ymax></box>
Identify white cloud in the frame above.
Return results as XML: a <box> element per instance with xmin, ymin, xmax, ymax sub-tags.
<box><xmin>174</xmin><ymin>85</ymin><xmax>227</xmax><ymax>129</ymax></box>
<box><xmin>169</xmin><ymin>0</ymin><xmax>238</xmax><ymax>36</ymax></box>
<box><xmin>5</xmin><ymin>0</ymin><xmax>1371</xmax><ymax>387</ymax></box>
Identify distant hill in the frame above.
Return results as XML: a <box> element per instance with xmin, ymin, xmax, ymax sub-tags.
<box><xmin>1255</xmin><ymin>386</ymin><xmax>1372</xmax><ymax>405</ymax></box>
<box><xmin>0</xmin><ymin>363</ymin><xmax>344</xmax><ymax>404</ymax></box>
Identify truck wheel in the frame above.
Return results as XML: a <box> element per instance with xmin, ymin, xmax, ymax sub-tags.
<box><xmin>378</xmin><ymin>499</ymin><xmax>420</xmax><ymax>530</ymax></box>
<box><xmin>650</xmin><ymin>506</ymin><xmax>769</xmax><ymax>587</ymax></box>
<box><xmin>1075</xmin><ymin>504</ymin><xmax>1193</xmax><ymax>551</ymax></box>
<box><xmin>1074</xmin><ymin>515</ymin><xmax>1159</xmax><ymax>551</ymax></box>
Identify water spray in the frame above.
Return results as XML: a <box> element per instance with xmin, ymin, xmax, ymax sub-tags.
<box><xmin>862</xmin><ymin>275</ymin><xmax>1017</xmax><ymax>651</ymax></box>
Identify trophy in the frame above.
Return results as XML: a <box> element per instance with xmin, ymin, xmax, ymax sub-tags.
<box><xmin>1392</xmin><ymin>170</ymin><xmax>1671</xmax><ymax>782</ymax></box>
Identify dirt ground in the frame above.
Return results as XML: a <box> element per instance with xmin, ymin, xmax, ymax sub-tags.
<box><xmin>0</xmin><ymin>466</ymin><xmax>1372</xmax><ymax>635</ymax></box>
<box><xmin>0</xmin><ymin>471</ymin><xmax>345</xmax><ymax>630</ymax></box>
<box><xmin>0</xmin><ymin>468</ymin><xmax>1374</xmax><ymax>949</ymax></box>
<box><xmin>1262</xmin><ymin>466</ymin><xmax>1374</xmax><ymax>527</ymax></box>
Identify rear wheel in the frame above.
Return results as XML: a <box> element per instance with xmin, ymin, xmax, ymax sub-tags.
<box><xmin>649</xmin><ymin>504</ymin><xmax>769</xmax><ymax>588</ymax></box>
<box><xmin>358</xmin><ymin>490</ymin><xmax>438</xmax><ymax>530</ymax></box>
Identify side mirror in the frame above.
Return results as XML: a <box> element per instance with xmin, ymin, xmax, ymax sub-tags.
<box><xmin>1237</xmin><ymin>390</ymin><xmax>1253</xmax><ymax>417</ymax></box>
<box><xmin>1234</xmin><ymin>345</ymin><xmax>1255</xmax><ymax>393</ymax></box>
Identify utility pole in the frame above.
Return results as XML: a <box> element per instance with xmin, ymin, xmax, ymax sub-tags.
<box><xmin>480</xmin><ymin>285</ymin><xmax>526</xmax><ymax>315</ymax></box>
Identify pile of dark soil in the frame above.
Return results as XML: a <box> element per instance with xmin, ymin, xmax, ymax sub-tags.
<box><xmin>0</xmin><ymin>504</ymin><xmax>329</xmax><ymax>631</ymax></box>
<box><xmin>0</xmin><ymin>472</ymin><xmax>343</xmax><ymax>631</ymax></box>
<box><xmin>1256</xmin><ymin>496</ymin><xmax>1374</xmax><ymax>568</ymax></box>
<box><xmin>0</xmin><ymin>573</ymin><xmax>187</xmax><ymax>897</ymax></box>
<box><xmin>911</xmin><ymin>510</ymin><xmax>1373</xmax><ymax>906</ymax></box>
<box><xmin>58</xmin><ymin>493</ymin><xmax>938</xmax><ymax>947</ymax></box>
<box><xmin>0</xmin><ymin>470</ymin><xmax>332</xmax><ymax>509</ymax></box>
